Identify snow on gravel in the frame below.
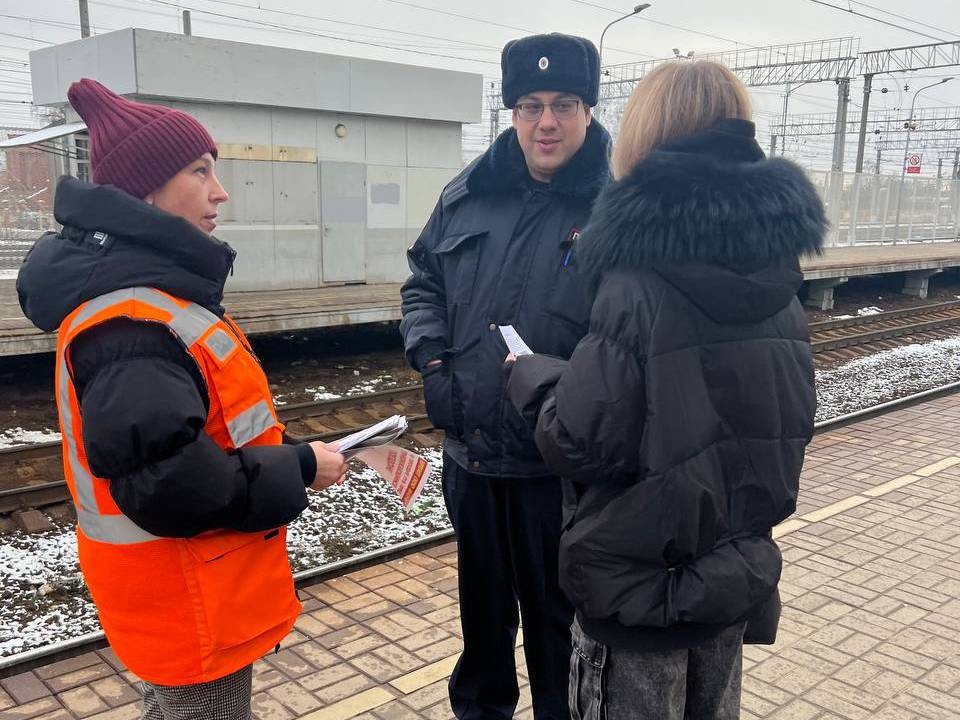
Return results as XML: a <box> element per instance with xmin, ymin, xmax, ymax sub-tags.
<box><xmin>815</xmin><ymin>336</ymin><xmax>960</xmax><ymax>421</ymax></box>
<box><xmin>0</xmin><ymin>526</ymin><xmax>93</xmax><ymax>657</ymax></box>
<box><xmin>0</xmin><ymin>428</ymin><xmax>60</xmax><ymax>448</ymax></box>
<box><xmin>9</xmin><ymin>337</ymin><xmax>960</xmax><ymax>657</ymax></box>
<box><xmin>287</xmin><ymin>445</ymin><xmax>449</xmax><ymax>572</ymax></box>
<box><xmin>1</xmin><ymin>443</ymin><xmax>449</xmax><ymax>658</ymax></box>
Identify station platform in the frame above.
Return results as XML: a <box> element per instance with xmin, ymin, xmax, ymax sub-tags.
<box><xmin>801</xmin><ymin>243</ymin><xmax>960</xmax><ymax>310</ymax></box>
<box><xmin>0</xmin><ymin>283</ymin><xmax>404</xmax><ymax>356</ymax></box>
<box><xmin>3</xmin><ymin>392</ymin><xmax>960</xmax><ymax>718</ymax></box>
<box><xmin>800</xmin><ymin>243</ymin><xmax>960</xmax><ymax>280</ymax></box>
<box><xmin>0</xmin><ymin>243</ymin><xmax>959</xmax><ymax>355</ymax></box>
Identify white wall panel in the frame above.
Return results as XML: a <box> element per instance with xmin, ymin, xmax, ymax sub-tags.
<box><xmin>30</xmin><ymin>29</ymin><xmax>137</xmax><ymax>105</ymax></box>
<box><xmin>175</xmin><ymin>102</ymin><xmax>272</xmax><ymax>146</ymax></box>
<box><xmin>407</xmin><ymin>167</ymin><xmax>458</xmax><ymax>228</ymax></box>
<box><xmin>216</xmin><ymin>159</ymin><xmax>275</xmax><ymax>224</ymax></box>
<box><xmin>317</xmin><ymin>114</ymin><xmax>365</xmax><ymax>163</ymax></box>
<box><xmin>365</xmin><ymin>118</ymin><xmax>406</xmax><ymax>167</ymax></box>
<box><xmin>218</xmin><ymin>227</ymin><xmax>276</xmax><ymax>291</ymax></box>
<box><xmin>367</xmin><ymin>166</ymin><xmax>406</xmax><ymax>230</ymax></box>
<box><xmin>407</xmin><ymin>121</ymin><xmax>462</xmax><ymax>169</ymax></box>
<box><xmin>274</xmin><ymin>162</ymin><xmax>319</xmax><ymax>225</ymax></box>
<box><xmin>271</xmin><ymin>109</ymin><xmax>319</xmax><ymax>149</ymax></box>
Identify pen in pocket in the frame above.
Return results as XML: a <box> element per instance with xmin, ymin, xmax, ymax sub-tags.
<box><xmin>562</xmin><ymin>228</ymin><xmax>580</xmax><ymax>267</ymax></box>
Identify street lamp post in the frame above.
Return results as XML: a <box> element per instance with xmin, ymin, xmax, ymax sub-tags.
<box><xmin>598</xmin><ymin>4</ymin><xmax>651</xmax><ymax>67</ymax></box>
<box><xmin>892</xmin><ymin>77</ymin><xmax>954</xmax><ymax>243</ymax></box>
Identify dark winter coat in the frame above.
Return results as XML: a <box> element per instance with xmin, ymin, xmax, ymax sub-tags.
<box><xmin>400</xmin><ymin>121</ymin><xmax>611</xmax><ymax>477</ymax></box>
<box><xmin>508</xmin><ymin>119</ymin><xmax>825</xmax><ymax>649</ymax></box>
<box><xmin>17</xmin><ymin>176</ymin><xmax>316</xmax><ymax>537</ymax></box>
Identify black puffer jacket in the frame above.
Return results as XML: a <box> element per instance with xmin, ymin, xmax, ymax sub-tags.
<box><xmin>508</xmin><ymin>119</ymin><xmax>825</xmax><ymax>649</ymax></box>
<box><xmin>18</xmin><ymin>177</ymin><xmax>316</xmax><ymax>537</ymax></box>
<box><xmin>400</xmin><ymin>121</ymin><xmax>610</xmax><ymax>477</ymax></box>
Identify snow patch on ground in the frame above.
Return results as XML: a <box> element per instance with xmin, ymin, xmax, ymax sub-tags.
<box><xmin>287</xmin><ymin>444</ymin><xmax>449</xmax><ymax>572</ymax></box>
<box><xmin>0</xmin><ymin>427</ymin><xmax>60</xmax><ymax>448</ymax></box>
<box><xmin>0</xmin><ymin>442</ymin><xmax>449</xmax><ymax>658</ymax></box>
<box><xmin>815</xmin><ymin>336</ymin><xmax>960</xmax><ymax>421</ymax></box>
<box><xmin>0</xmin><ymin>526</ymin><xmax>93</xmax><ymax>657</ymax></box>
<box><xmin>304</xmin><ymin>387</ymin><xmax>342</xmax><ymax>402</ymax></box>
<box><xmin>11</xmin><ymin>337</ymin><xmax>960</xmax><ymax>658</ymax></box>
<box><xmin>856</xmin><ymin>306</ymin><xmax>884</xmax><ymax>316</ymax></box>
<box><xmin>303</xmin><ymin>374</ymin><xmax>403</xmax><ymax>402</ymax></box>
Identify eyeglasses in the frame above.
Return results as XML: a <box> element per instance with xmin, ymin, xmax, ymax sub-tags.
<box><xmin>515</xmin><ymin>99</ymin><xmax>582</xmax><ymax>121</ymax></box>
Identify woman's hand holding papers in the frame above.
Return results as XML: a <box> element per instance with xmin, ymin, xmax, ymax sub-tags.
<box><xmin>308</xmin><ymin>441</ymin><xmax>348</xmax><ymax>490</ymax></box>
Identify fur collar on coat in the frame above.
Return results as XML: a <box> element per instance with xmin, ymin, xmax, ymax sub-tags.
<box><xmin>442</xmin><ymin>119</ymin><xmax>611</xmax><ymax>207</ymax></box>
<box><xmin>577</xmin><ymin>118</ymin><xmax>826</xmax><ymax>286</ymax></box>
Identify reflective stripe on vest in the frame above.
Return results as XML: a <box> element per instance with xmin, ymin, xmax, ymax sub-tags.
<box><xmin>203</xmin><ymin>328</ymin><xmax>238</xmax><ymax>363</ymax></box>
<box><xmin>55</xmin><ymin>287</ymin><xmax>296</xmax><ymax>685</ymax></box>
<box><xmin>227</xmin><ymin>399</ymin><xmax>275</xmax><ymax>449</ymax></box>
<box><xmin>59</xmin><ymin>287</ymin><xmax>223</xmax><ymax>545</ymax></box>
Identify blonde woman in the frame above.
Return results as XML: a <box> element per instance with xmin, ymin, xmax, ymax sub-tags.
<box><xmin>506</xmin><ymin>61</ymin><xmax>826</xmax><ymax>719</ymax></box>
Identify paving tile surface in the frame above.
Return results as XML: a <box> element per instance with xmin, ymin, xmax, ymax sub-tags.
<box><xmin>4</xmin><ymin>394</ymin><xmax>960</xmax><ymax>719</ymax></box>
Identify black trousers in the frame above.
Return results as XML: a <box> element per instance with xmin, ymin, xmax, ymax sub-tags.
<box><xmin>441</xmin><ymin>454</ymin><xmax>573</xmax><ymax>720</ymax></box>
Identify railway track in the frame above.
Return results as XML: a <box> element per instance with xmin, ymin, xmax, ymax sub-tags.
<box><xmin>810</xmin><ymin>299</ymin><xmax>960</xmax><ymax>365</ymax></box>
<box><xmin>0</xmin><ymin>385</ymin><xmax>432</xmax><ymax>516</ymax></box>
<box><xmin>6</xmin><ymin>298</ymin><xmax>960</xmax><ymax>515</ymax></box>
<box><xmin>4</xmin><ymin>380</ymin><xmax>960</xmax><ymax>678</ymax></box>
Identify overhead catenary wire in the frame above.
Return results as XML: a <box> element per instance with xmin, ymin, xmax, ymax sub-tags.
<box><xmin>163</xmin><ymin>0</ymin><xmax>502</xmax><ymax>52</ymax></box>
<box><xmin>569</xmin><ymin>0</ymin><xmax>761</xmax><ymax>50</ymax></box>
<box><xmin>845</xmin><ymin>0</ymin><xmax>960</xmax><ymax>40</ymax></box>
<box><xmin>140</xmin><ymin>0</ymin><xmax>501</xmax><ymax>66</ymax></box>
<box><xmin>21</xmin><ymin>0</ymin><xmax>496</xmax><ymax>54</ymax></box>
<box><xmin>380</xmin><ymin>0</ymin><xmax>658</xmax><ymax>61</ymax></box>
<box><xmin>0</xmin><ymin>30</ymin><xmax>57</xmax><ymax>45</ymax></box>
<box><xmin>806</xmin><ymin>0</ymin><xmax>949</xmax><ymax>43</ymax></box>
<box><xmin>0</xmin><ymin>14</ymin><xmax>108</xmax><ymax>33</ymax></box>
<box><xmin>98</xmin><ymin>0</ymin><xmax>493</xmax><ymax>51</ymax></box>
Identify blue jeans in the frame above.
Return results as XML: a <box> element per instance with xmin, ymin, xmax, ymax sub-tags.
<box><xmin>569</xmin><ymin>618</ymin><xmax>745</xmax><ymax>720</ymax></box>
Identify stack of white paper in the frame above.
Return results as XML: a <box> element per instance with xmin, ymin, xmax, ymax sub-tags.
<box><xmin>336</xmin><ymin>415</ymin><xmax>408</xmax><ymax>458</ymax></box>
<box><xmin>335</xmin><ymin>415</ymin><xmax>433</xmax><ymax>511</ymax></box>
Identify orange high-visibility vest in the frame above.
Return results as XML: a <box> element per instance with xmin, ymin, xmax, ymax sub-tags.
<box><xmin>55</xmin><ymin>287</ymin><xmax>301</xmax><ymax>685</ymax></box>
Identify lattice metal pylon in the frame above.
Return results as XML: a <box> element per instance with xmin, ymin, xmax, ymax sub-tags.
<box><xmin>859</xmin><ymin>40</ymin><xmax>960</xmax><ymax>75</ymax></box>
<box><xmin>783</xmin><ymin>106</ymin><xmax>960</xmax><ymax>137</ymax></box>
<box><xmin>483</xmin><ymin>36</ymin><xmax>960</xmax><ymax>173</ymax></box>
<box><xmin>489</xmin><ymin>37</ymin><xmax>861</xmax><ymax>158</ymax></box>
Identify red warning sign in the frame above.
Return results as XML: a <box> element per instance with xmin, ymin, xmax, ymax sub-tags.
<box><xmin>906</xmin><ymin>153</ymin><xmax>922</xmax><ymax>174</ymax></box>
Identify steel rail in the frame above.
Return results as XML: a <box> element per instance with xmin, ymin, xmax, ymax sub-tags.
<box><xmin>3</xmin><ymin>382</ymin><xmax>960</xmax><ymax>677</ymax></box>
<box><xmin>0</xmin><ymin>529</ymin><xmax>456</xmax><ymax>677</ymax></box>
<box><xmin>4</xmin><ymin>299</ymin><xmax>959</xmax><ymax>471</ymax></box>
<box><xmin>807</xmin><ymin>299</ymin><xmax>960</xmax><ymax>332</ymax></box>
<box><xmin>0</xmin><ymin>412</ymin><xmax>435</xmax><ymax>515</ymax></box>
<box><xmin>0</xmin><ymin>385</ymin><xmax>427</xmax><ymax>464</ymax></box>
<box><xmin>811</xmin><ymin>311</ymin><xmax>960</xmax><ymax>352</ymax></box>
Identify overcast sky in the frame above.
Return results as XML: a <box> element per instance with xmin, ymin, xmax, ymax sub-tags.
<box><xmin>1</xmin><ymin>0</ymin><xmax>959</xmax><ymax>171</ymax></box>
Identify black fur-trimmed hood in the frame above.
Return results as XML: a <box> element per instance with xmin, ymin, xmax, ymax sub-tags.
<box><xmin>578</xmin><ymin>119</ymin><xmax>826</xmax><ymax>324</ymax></box>
<box><xmin>442</xmin><ymin>119</ymin><xmax>611</xmax><ymax>207</ymax></box>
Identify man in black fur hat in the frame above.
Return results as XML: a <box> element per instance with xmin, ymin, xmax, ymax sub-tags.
<box><xmin>400</xmin><ymin>33</ymin><xmax>611</xmax><ymax>720</ymax></box>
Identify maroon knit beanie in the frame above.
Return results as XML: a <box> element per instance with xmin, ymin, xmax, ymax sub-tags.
<box><xmin>67</xmin><ymin>78</ymin><xmax>218</xmax><ymax>199</ymax></box>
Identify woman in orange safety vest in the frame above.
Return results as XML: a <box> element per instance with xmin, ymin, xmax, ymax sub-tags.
<box><xmin>17</xmin><ymin>78</ymin><xmax>347</xmax><ymax>719</ymax></box>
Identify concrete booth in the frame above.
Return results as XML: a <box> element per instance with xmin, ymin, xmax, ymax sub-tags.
<box><xmin>29</xmin><ymin>29</ymin><xmax>482</xmax><ymax>291</ymax></box>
